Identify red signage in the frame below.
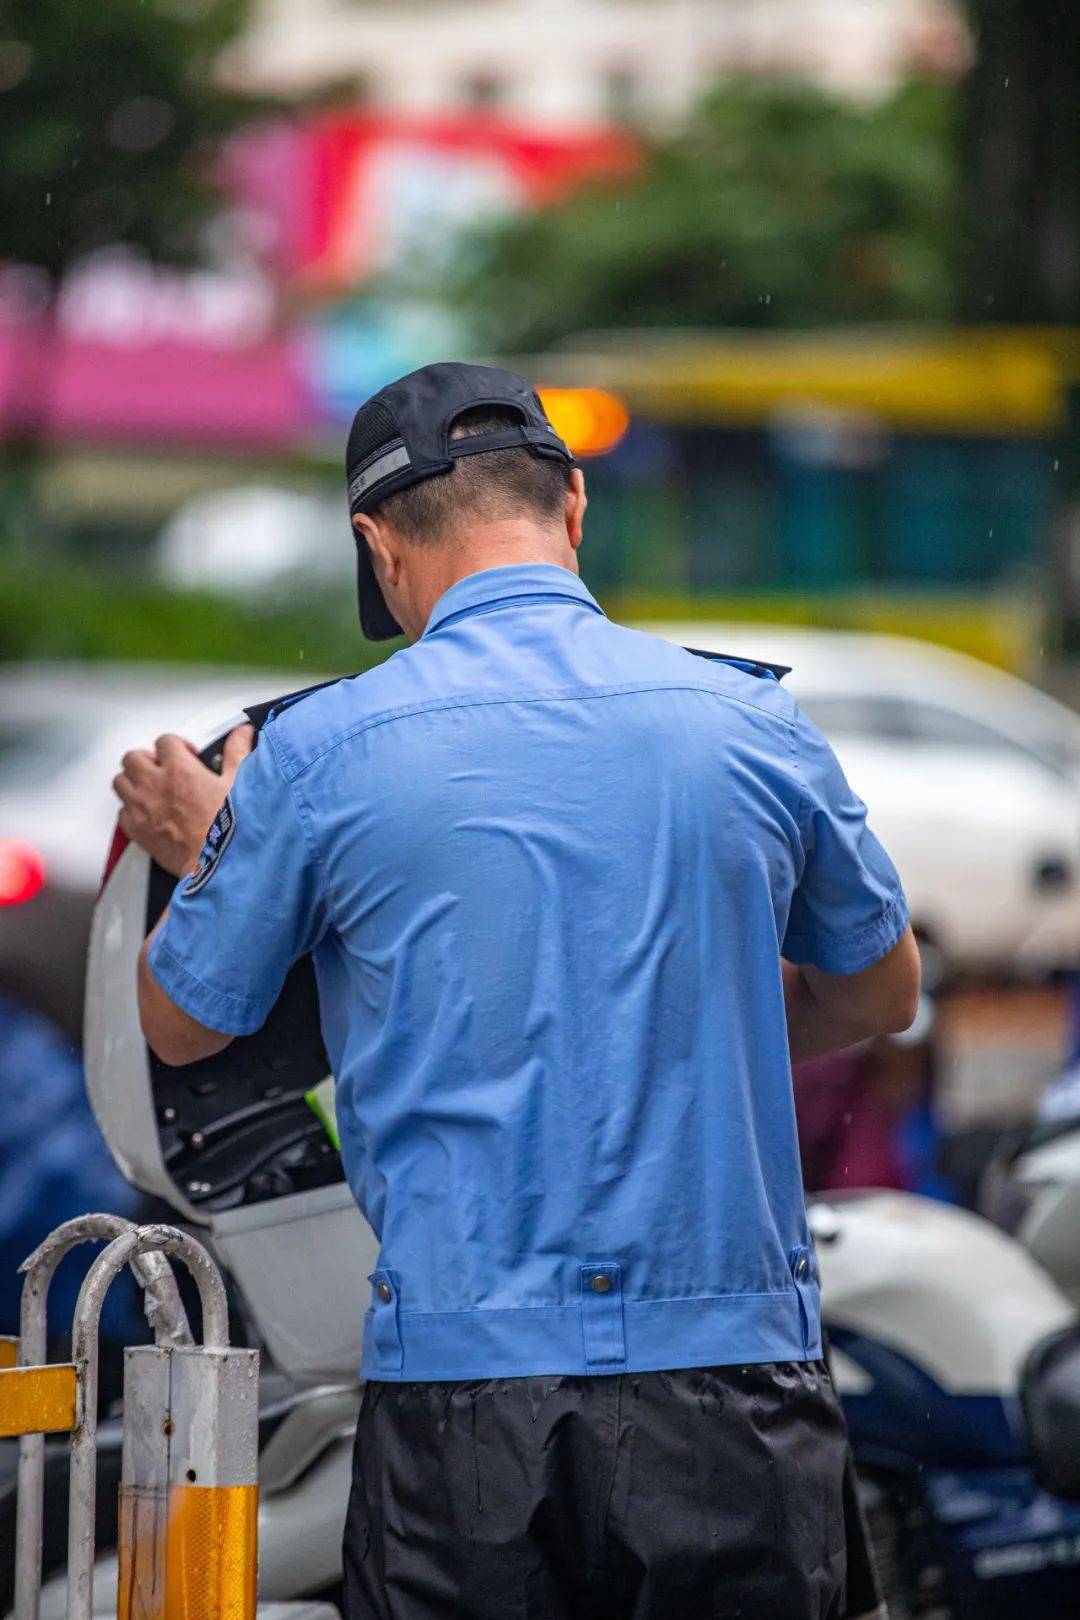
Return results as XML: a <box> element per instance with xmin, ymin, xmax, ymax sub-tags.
<box><xmin>295</xmin><ymin>111</ymin><xmax>639</xmax><ymax>294</ymax></box>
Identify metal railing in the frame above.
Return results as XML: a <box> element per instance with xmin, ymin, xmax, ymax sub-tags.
<box><xmin>0</xmin><ymin>1215</ymin><xmax>258</xmax><ymax>1620</ymax></box>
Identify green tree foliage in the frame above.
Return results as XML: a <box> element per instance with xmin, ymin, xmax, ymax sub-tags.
<box><xmin>0</xmin><ymin>0</ymin><xmax>259</xmax><ymax>282</ymax></box>
<box><xmin>0</xmin><ymin>552</ymin><xmax>393</xmax><ymax>672</ymax></box>
<box><xmin>0</xmin><ymin>0</ymin><xmax>270</xmax><ymax>545</ymax></box>
<box><xmin>454</xmin><ymin>78</ymin><xmax>958</xmax><ymax>352</ymax></box>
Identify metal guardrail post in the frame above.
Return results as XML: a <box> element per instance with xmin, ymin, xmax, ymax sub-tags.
<box><xmin>67</xmin><ymin>1225</ymin><xmax>227</xmax><ymax>1620</ymax></box>
<box><xmin>14</xmin><ymin>1216</ymin><xmax>191</xmax><ymax>1620</ymax></box>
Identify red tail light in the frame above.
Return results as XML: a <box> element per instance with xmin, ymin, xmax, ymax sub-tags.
<box><xmin>0</xmin><ymin>839</ymin><xmax>46</xmax><ymax>906</ymax></box>
<box><xmin>100</xmin><ymin>822</ymin><xmax>130</xmax><ymax>893</ymax></box>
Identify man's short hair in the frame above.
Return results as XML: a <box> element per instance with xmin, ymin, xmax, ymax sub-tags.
<box><xmin>375</xmin><ymin>407</ymin><xmax>572</xmax><ymax>544</ymax></box>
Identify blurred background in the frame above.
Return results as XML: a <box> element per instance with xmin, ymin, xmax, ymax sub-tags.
<box><xmin>1</xmin><ymin>0</ymin><xmax>1080</xmax><ymax>1334</ymax></box>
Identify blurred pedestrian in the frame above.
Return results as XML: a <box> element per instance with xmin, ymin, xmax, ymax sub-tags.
<box><xmin>0</xmin><ymin>996</ymin><xmax>141</xmax><ymax>1353</ymax></box>
<box><xmin>794</xmin><ymin>994</ymin><xmax>953</xmax><ymax>1198</ymax></box>
<box><xmin>116</xmin><ymin>362</ymin><xmax>919</xmax><ymax>1620</ymax></box>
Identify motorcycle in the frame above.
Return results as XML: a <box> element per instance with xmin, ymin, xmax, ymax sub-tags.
<box><xmin>47</xmin><ymin>689</ymin><xmax>1080</xmax><ymax>1620</ymax></box>
<box><xmin>980</xmin><ymin>1099</ymin><xmax>1080</xmax><ymax>1315</ymax></box>
<box><xmin>813</xmin><ymin>1190</ymin><xmax>1080</xmax><ymax>1616</ymax></box>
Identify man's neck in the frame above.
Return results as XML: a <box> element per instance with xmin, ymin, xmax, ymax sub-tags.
<box><xmin>413</xmin><ymin>523</ymin><xmax>578</xmax><ymax>635</ymax></box>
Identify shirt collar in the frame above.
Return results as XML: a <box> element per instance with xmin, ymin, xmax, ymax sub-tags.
<box><xmin>422</xmin><ymin>564</ymin><xmax>604</xmax><ymax>638</ymax></box>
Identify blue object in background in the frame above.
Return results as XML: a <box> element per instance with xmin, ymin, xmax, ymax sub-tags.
<box><xmin>898</xmin><ymin>1099</ymin><xmax>959</xmax><ymax>1203</ymax></box>
<box><xmin>0</xmin><ymin>995</ymin><xmax>141</xmax><ymax>1341</ymax></box>
<box><xmin>1066</xmin><ymin>972</ymin><xmax>1080</xmax><ymax>1067</ymax></box>
<box><xmin>1036</xmin><ymin>970</ymin><xmax>1080</xmax><ymax>1122</ymax></box>
<box><xmin>303</xmin><ymin>302</ymin><xmax>467</xmax><ymax>424</ymax></box>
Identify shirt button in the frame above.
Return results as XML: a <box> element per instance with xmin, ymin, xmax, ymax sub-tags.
<box><xmin>794</xmin><ymin>1255</ymin><xmax>811</xmax><ymax>1282</ymax></box>
<box><xmin>591</xmin><ymin>1274</ymin><xmax>612</xmax><ymax>1294</ymax></box>
<box><xmin>376</xmin><ymin>1282</ymin><xmax>392</xmax><ymax>1303</ymax></box>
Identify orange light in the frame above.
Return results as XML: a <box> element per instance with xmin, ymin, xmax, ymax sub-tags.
<box><xmin>537</xmin><ymin>388</ymin><xmax>630</xmax><ymax>458</ymax></box>
<box><xmin>0</xmin><ymin>840</ymin><xmax>46</xmax><ymax>906</ymax></box>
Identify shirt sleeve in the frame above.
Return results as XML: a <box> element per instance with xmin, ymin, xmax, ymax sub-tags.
<box><xmin>782</xmin><ymin>708</ymin><xmax>909</xmax><ymax>974</ymax></box>
<box><xmin>147</xmin><ymin>727</ymin><xmax>327</xmax><ymax>1036</ymax></box>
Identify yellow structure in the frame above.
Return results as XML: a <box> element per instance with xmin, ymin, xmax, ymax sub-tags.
<box><xmin>534</xmin><ymin>327</ymin><xmax>1080</xmax><ymax>436</ymax></box>
<box><xmin>0</xmin><ymin>1363</ymin><xmax>78</xmax><ymax>1440</ymax></box>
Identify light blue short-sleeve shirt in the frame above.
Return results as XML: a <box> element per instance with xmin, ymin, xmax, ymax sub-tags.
<box><xmin>150</xmin><ymin>564</ymin><xmax>908</xmax><ymax>1381</ymax></box>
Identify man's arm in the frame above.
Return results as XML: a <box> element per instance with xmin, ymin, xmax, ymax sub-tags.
<box><xmin>783</xmin><ymin>924</ymin><xmax>921</xmax><ymax>1064</ymax></box>
<box><xmin>114</xmin><ymin>724</ymin><xmax>254</xmax><ymax>1066</ymax></box>
<box><xmin>137</xmin><ymin>915</ymin><xmax>235</xmax><ymax>1067</ymax></box>
<box><xmin>781</xmin><ymin>703</ymin><xmax>917</xmax><ymax>1063</ymax></box>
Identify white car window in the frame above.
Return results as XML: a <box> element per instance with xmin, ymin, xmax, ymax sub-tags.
<box><xmin>804</xmin><ymin>694</ymin><xmax>1075</xmax><ymax>781</ymax></box>
<box><xmin>901</xmin><ymin>702</ymin><xmax>1078</xmax><ymax>779</ymax></box>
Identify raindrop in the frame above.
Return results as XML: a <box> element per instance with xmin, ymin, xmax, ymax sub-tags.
<box><xmin>1054</xmin><ymin>459</ymin><xmax>1060</xmax><ymax>472</ymax></box>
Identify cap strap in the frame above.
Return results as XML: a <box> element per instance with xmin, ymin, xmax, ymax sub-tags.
<box><xmin>448</xmin><ymin>424</ymin><xmax>571</xmax><ymax>462</ymax></box>
<box><xmin>348</xmin><ymin>440</ymin><xmax>412</xmax><ymax>510</ymax></box>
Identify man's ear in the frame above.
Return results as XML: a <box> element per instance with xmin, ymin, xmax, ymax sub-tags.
<box><xmin>353</xmin><ymin>513</ymin><xmax>401</xmax><ymax>586</ymax></box>
<box><xmin>565</xmin><ymin>469</ymin><xmax>587</xmax><ymax>553</ymax></box>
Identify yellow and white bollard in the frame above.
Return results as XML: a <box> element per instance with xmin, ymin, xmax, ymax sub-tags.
<box><xmin>118</xmin><ymin>1338</ymin><xmax>259</xmax><ymax>1620</ymax></box>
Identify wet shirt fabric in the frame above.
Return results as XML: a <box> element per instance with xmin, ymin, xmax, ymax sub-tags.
<box><xmin>149</xmin><ymin>564</ymin><xmax>908</xmax><ymax>1381</ymax></box>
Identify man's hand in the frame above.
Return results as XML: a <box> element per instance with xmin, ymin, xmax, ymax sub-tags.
<box><xmin>113</xmin><ymin>724</ymin><xmax>254</xmax><ymax>877</ymax></box>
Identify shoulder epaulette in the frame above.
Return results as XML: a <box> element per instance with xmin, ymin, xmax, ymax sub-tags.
<box><xmin>683</xmin><ymin>648</ymin><xmax>791</xmax><ymax>682</ymax></box>
<box><xmin>244</xmin><ymin>676</ymin><xmax>348</xmax><ymax>734</ymax></box>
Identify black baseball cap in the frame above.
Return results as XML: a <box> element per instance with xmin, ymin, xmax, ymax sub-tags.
<box><xmin>345</xmin><ymin>361</ymin><xmax>575</xmax><ymax>639</ymax></box>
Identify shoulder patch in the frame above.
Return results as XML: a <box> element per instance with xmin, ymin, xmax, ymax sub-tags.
<box><xmin>185</xmin><ymin>794</ymin><xmax>237</xmax><ymax>895</ymax></box>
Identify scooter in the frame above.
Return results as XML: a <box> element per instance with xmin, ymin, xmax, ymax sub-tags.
<box><xmin>59</xmin><ymin>689</ymin><xmax>1080</xmax><ymax>1620</ymax></box>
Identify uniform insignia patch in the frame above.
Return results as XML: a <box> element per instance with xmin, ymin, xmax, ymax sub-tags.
<box><xmin>185</xmin><ymin>794</ymin><xmax>236</xmax><ymax>895</ymax></box>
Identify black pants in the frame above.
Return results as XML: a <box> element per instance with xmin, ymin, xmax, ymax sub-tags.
<box><xmin>343</xmin><ymin>1361</ymin><xmax>854</xmax><ymax>1620</ymax></box>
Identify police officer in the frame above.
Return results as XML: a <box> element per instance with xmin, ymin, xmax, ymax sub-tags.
<box><xmin>117</xmin><ymin>362</ymin><xmax>919</xmax><ymax>1620</ymax></box>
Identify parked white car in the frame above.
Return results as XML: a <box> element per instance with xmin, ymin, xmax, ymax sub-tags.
<box><xmin>646</xmin><ymin>624</ymin><xmax>1080</xmax><ymax>977</ymax></box>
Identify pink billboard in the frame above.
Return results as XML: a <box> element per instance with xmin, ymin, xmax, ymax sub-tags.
<box><xmin>0</xmin><ymin>112</ymin><xmax>637</xmax><ymax>450</ymax></box>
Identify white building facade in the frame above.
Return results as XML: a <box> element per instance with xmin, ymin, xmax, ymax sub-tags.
<box><xmin>226</xmin><ymin>0</ymin><xmax>969</xmax><ymax>128</ymax></box>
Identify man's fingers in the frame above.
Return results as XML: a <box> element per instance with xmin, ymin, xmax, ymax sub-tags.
<box><xmin>155</xmin><ymin>732</ymin><xmax>196</xmax><ymax>762</ymax></box>
<box><xmin>112</xmin><ymin>772</ymin><xmax>137</xmax><ymax>806</ymax></box>
<box><xmin>222</xmin><ymin>724</ymin><xmax>255</xmax><ymax>775</ymax></box>
<box><xmin>120</xmin><ymin>748</ymin><xmax>158</xmax><ymax>780</ymax></box>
